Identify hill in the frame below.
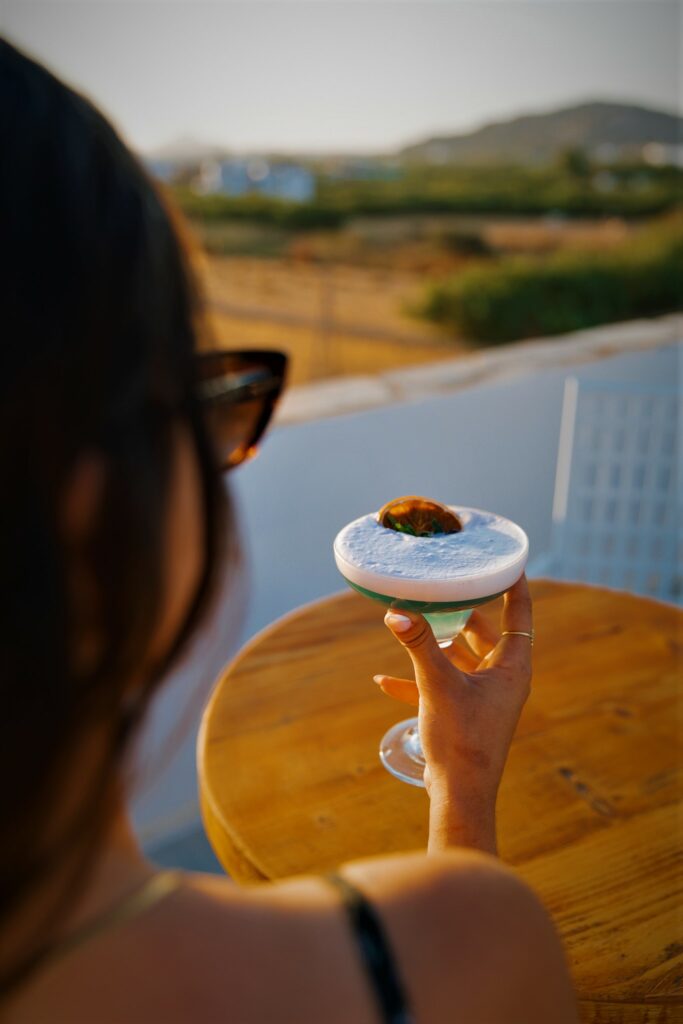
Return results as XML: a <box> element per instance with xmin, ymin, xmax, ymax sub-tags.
<box><xmin>400</xmin><ymin>101</ymin><xmax>683</xmax><ymax>165</ymax></box>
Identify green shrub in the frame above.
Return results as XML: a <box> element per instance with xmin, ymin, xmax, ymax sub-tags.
<box><xmin>172</xmin><ymin>162</ymin><xmax>682</xmax><ymax>229</ymax></box>
<box><xmin>415</xmin><ymin>220</ymin><xmax>683</xmax><ymax>344</ymax></box>
<box><xmin>438</xmin><ymin>230</ymin><xmax>493</xmax><ymax>257</ymax></box>
<box><xmin>173</xmin><ymin>188</ymin><xmax>346</xmax><ymax>230</ymax></box>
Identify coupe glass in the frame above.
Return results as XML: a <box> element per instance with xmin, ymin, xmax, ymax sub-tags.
<box><xmin>334</xmin><ymin>503</ymin><xmax>528</xmax><ymax>788</ymax></box>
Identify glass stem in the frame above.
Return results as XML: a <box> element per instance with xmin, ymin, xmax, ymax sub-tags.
<box><xmin>403</xmin><ymin>723</ymin><xmax>426</xmax><ymax>766</ymax></box>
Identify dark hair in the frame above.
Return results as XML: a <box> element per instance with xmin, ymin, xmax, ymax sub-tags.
<box><xmin>0</xmin><ymin>39</ymin><xmax>232</xmax><ymax>991</ymax></box>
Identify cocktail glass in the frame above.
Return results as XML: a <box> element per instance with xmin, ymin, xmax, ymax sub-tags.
<box><xmin>334</xmin><ymin>506</ymin><xmax>528</xmax><ymax>787</ymax></box>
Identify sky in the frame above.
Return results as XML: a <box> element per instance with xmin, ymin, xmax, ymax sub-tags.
<box><xmin>2</xmin><ymin>1</ymin><xmax>681</xmax><ymax>155</ymax></box>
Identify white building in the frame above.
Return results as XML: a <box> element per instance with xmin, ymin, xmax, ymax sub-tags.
<box><xmin>197</xmin><ymin>158</ymin><xmax>315</xmax><ymax>202</ymax></box>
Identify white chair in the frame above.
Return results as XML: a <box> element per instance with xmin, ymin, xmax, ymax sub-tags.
<box><xmin>530</xmin><ymin>377</ymin><xmax>681</xmax><ymax>604</ymax></box>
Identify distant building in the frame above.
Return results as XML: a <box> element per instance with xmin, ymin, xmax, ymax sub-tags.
<box><xmin>196</xmin><ymin>158</ymin><xmax>315</xmax><ymax>202</ymax></box>
<box><xmin>593</xmin><ymin>141</ymin><xmax>683</xmax><ymax>168</ymax></box>
<box><xmin>641</xmin><ymin>142</ymin><xmax>683</xmax><ymax>168</ymax></box>
<box><xmin>145</xmin><ymin>159</ymin><xmax>181</xmax><ymax>184</ymax></box>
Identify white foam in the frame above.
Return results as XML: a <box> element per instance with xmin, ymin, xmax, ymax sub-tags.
<box><xmin>334</xmin><ymin>506</ymin><xmax>528</xmax><ymax>602</ymax></box>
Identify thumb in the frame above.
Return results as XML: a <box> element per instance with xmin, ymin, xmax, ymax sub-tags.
<box><xmin>383</xmin><ymin>609</ymin><xmax>453</xmax><ymax>699</ymax></box>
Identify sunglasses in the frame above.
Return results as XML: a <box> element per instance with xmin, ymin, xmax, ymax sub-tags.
<box><xmin>195</xmin><ymin>349</ymin><xmax>288</xmax><ymax>471</ymax></box>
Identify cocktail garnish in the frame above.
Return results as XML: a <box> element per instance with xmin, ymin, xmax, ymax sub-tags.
<box><xmin>378</xmin><ymin>497</ymin><xmax>462</xmax><ymax>537</ymax></box>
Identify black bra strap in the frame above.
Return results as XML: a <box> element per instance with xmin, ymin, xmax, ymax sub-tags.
<box><xmin>325</xmin><ymin>872</ymin><xmax>415</xmax><ymax>1024</ymax></box>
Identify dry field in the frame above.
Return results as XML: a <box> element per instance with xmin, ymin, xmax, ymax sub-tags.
<box><xmin>193</xmin><ymin>216</ymin><xmax>633</xmax><ymax>386</ymax></box>
<box><xmin>482</xmin><ymin>216</ymin><xmax>631</xmax><ymax>254</ymax></box>
<box><xmin>200</xmin><ymin>255</ymin><xmax>460</xmax><ymax>386</ymax></box>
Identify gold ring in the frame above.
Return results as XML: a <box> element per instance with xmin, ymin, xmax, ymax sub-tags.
<box><xmin>501</xmin><ymin>630</ymin><xmax>535</xmax><ymax>647</ymax></box>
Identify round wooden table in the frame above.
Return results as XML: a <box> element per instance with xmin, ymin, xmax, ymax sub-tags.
<box><xmin>199</xmin><ymin>580</ymin><xmax>682</xmax><ymax>1023</ymax></box>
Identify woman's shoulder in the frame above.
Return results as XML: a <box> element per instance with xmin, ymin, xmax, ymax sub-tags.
<box><xmin>315</xmin><ymin>848</ymin><xmax>576</xmax><ymax>1024</ymax></box>
<box><xmin>8</xmin><ymin>850</ymin><xmax>575</xmax><ymax>1023</ymax></box>
<box><xmin>183</xmin><ymin>848</ymin><xmax>576</xmax><ymax>1024</ymax></box>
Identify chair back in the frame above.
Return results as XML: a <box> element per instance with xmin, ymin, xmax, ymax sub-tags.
<box><xmin>548</xmin><ymin>377</ymin><xmax>680</xmax><ymax>603</ymax></box>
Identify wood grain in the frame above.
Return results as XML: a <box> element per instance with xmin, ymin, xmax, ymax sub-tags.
<box><xmin>198</xmin><ymin>581</ymin><xmax>683</xmax><ymax>1022</ymax></box>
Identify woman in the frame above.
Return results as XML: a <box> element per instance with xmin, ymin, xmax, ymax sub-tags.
<box><xmin>1</xmin><ymin>40</ymin><xmax>577</xmax><ymax>1023</ymax></box>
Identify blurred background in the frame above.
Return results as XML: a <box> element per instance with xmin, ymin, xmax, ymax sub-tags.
<box><xmin>4</xmin><ymin>1</ymin><xmax>681</xmax><ymax>384</ymax></box>
<box><xmin>3</xmin><ymin>0</ymin><xmax>680</xmax><ymax>862</ymax></box>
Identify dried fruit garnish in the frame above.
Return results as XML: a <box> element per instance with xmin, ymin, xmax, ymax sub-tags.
<box><xmin>378</xmin><ymin>496</ymin><xmax>462</xmax><ymax>537</ymax></box>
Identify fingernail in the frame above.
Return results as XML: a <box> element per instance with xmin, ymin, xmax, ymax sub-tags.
<box><xmin>373</xmin><ymin>675</ymin><xmax>383</xmax><ymax>684</ymax></box>
<box><xmin>384</xmin><ymin>611</ymin><xmax>412</xmax><ymax>632</ymax></box>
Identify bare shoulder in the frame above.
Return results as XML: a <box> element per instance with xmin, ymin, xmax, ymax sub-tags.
<box><xmin>338</xmin><ymin>849</ymin><xmax>579</xmax><ymax>1024</ymax></box>
<box><xmin>10</xmin><ymin>852</ymin><xmax>576</xmax><ymax>1023</ymax></box>
<box><xmin>190</xmin><ymin>849</ymin><xmax>577</xmax><ymax>1024</ymax></box>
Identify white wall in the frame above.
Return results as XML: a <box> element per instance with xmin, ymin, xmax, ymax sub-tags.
<box><xmin>132</xmin><ymin>339</ymin><xmax>679</xmax><ymax>845</ymax></box>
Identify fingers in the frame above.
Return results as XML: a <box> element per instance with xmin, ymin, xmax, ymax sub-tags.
<box><xmin>373</xmin><ymin>674</ymin><xmax>419</xmax><ymax>706</ymax></box>
<box><xmin>461</xmin><ymin>610</ymin><xmax>500</xmax><ymax>659</ymax></box>
<box><xmin>383</xmin><ymin>610</ymin><xmax>445</xmax><ymax>664</ymax></box>
<box><xmin>485</xmin><ymin>575</ymin><xmax>533</xmax><ymax>677</ymax></box>
<box><xmin>501</xmin><ymin>574</ymin><xmax>533</xmax><ymax>633</ymax></box>
<box><xmin>383</xmin><ymin>609</ymin><xmax>456</xmax><ymax>701</ymax></box>
<box><xmin>374</xmin><ymin>647</ymin><xmax>475</xmax><ymax>707</ymax></box>
<box><xmin>445</xmin><ymin>642</ymin><xmax>480</xmax><ymax>673</ymax></box>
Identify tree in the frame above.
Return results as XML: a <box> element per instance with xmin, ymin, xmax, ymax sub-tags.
<box><xmin>558</xmin><ymin>147</ymin><xmax>592</xmax><ymax>180</ymax></box>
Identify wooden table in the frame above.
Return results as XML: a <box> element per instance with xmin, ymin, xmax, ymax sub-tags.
<box><xmin>199</xmin><ymin>580</ymin><xmax>682</xmax><ymax>1022</ymax></box>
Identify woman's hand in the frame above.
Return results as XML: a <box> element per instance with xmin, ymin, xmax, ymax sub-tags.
<box><xmin>375</xmin><ymin>575</ymin><xmax>533</xmax><ymax>856</ymax></box>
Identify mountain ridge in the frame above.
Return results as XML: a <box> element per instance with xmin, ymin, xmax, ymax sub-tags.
<box><xmin>399</xmin><ymin>100</ymin><xmax>682</xmax><ymax>164</ymax></box>
<box><xmin>146</xmin><ymin>99</ymin><xmax>683</xmax><ymax>167</ymax></box>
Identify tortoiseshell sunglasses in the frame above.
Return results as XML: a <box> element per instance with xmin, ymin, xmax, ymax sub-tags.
<box><xmin>196</xmin><ymin>349</ymin><xmax>288</xmax><ymax>470</ymax></box>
